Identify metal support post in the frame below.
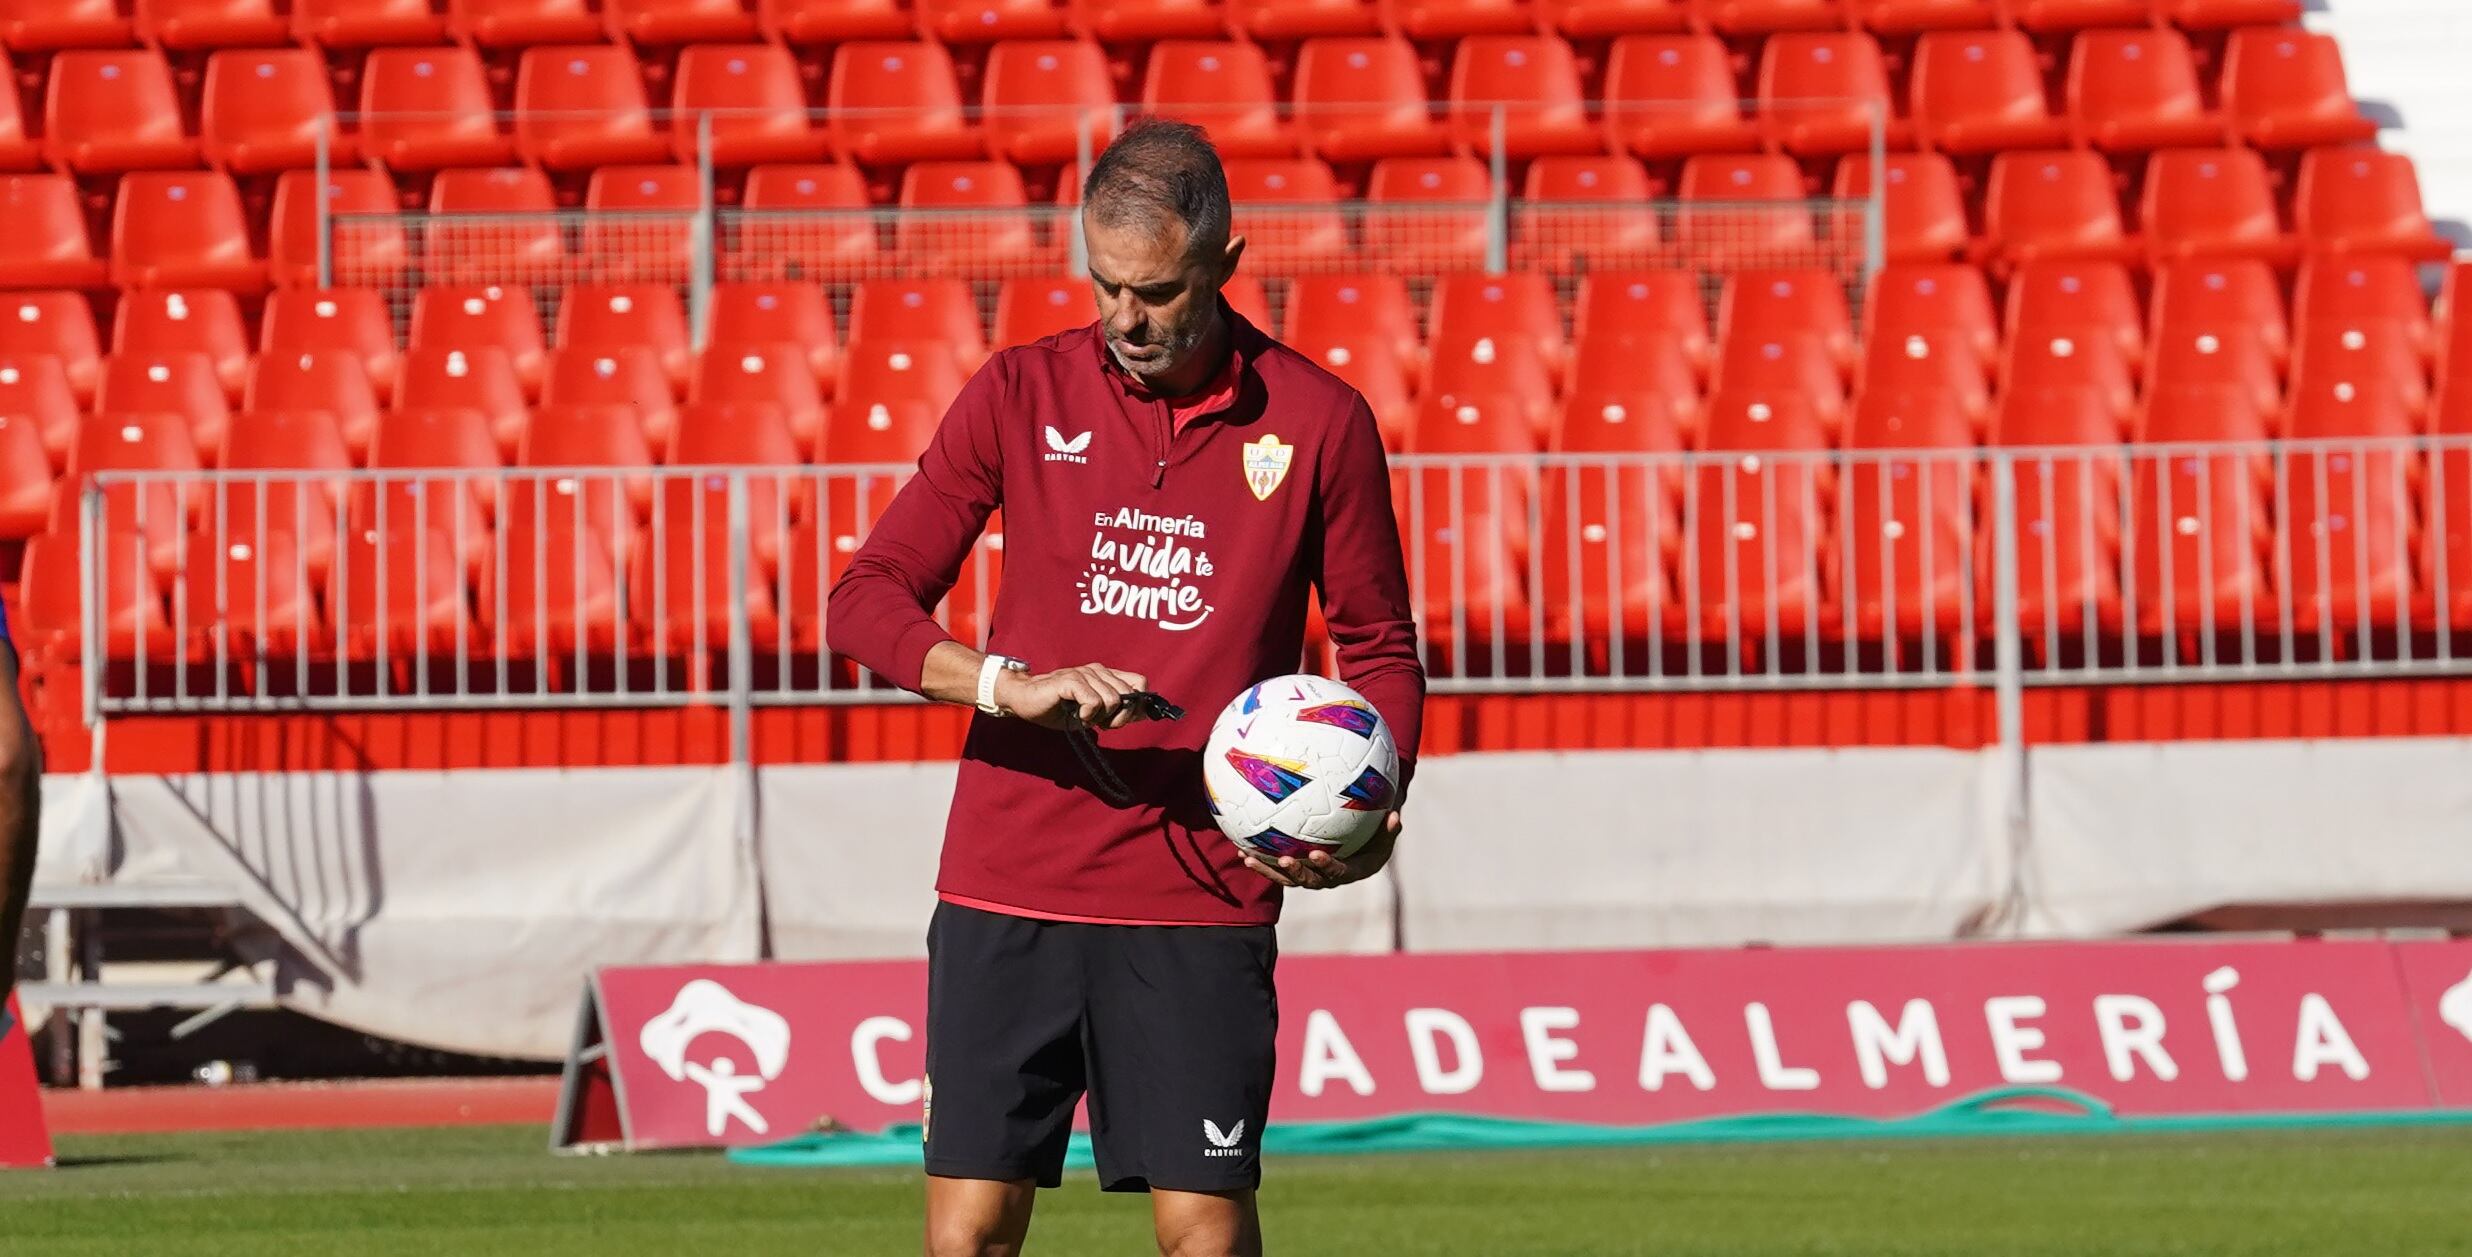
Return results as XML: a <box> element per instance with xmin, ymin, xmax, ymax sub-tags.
<box><xmin>690</xmin><ymin>112</ymin><xmax>717</xmax><ymax>349</ymax></box>
<box><xmin>1485</xmin><ymin>107</ymin><xmax>1509</xmax><ymax>275</ymax></box>
<box><xmin>1988</xmin><ymin>455</ymin><xmax>2031</xmax><ymax>935</ymax></box>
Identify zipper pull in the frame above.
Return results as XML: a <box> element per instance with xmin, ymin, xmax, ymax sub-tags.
<box><xmin>1151</xmin><ymin>457</ymin><xmax>1166</xmax><ymax>488</ymax></box>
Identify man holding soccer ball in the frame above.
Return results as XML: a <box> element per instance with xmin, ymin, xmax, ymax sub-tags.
<box><xmin>828</xmin><ymin>118</ymin><xmax>1425</xmax><ymax>1257</ymax></box>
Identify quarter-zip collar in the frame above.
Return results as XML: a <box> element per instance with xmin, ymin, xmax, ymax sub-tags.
<box><xmin>1092</xmin><ymin>298</ymin><xmax>1259</xmax><ymax>487</ymax></box>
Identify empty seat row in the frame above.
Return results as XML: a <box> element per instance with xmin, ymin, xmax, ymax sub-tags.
<box><xmin>0</xmin><ymin>0</ymin><xmax>2316</xmax><ymax>58</ymax></box>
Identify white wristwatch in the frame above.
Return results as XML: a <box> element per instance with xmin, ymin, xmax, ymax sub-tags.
<box><xmin>976</xmin><ymin>653</ymin><xmax>1028</xmax><ymax>716</ymax></box>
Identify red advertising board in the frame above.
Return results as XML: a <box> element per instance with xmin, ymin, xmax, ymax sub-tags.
<box><xmin>555</xmin><ymin>938</ymin><xmax>2470</xmax><ymax>1153</ymax></box>
<box><xmin>1</xmin><ymin>993</ymin><xmax>54</xmax><ymax>1168</ymax></box>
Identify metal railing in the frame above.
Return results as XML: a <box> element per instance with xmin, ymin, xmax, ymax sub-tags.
<box><xmin>72</xmin><ymin>437</ymin><xmax>2472</xmax><ymax>721</ymax></box>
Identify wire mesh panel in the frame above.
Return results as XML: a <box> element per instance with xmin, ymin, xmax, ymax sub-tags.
<box><xmin>329</xmin><ymin>210</ymin><xmax>703</xmax><ymax>339</ymax></box>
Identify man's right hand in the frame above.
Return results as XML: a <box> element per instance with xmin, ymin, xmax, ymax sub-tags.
<box><xmin>997</xmin><ymin>664</ymin><xmax>1154</xmax><ymax>731</ymax></box>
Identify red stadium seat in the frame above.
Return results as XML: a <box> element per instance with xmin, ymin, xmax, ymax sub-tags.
<box><xmin>361</xmin><ymin>47</ymin><xmax>515</xmax><ymax>173</ymax></box>
<box><xmin>1223</xmin><ymin>273</ymin><xmax>1272</xmax><ymax>330</ymax></box>
<box><xmin>1577</xmin><ymin>271</ymin><xmax>1711</xmax><ymax>377</ymax></box>
<box><xmin>365</xmin><ymin>404</ymin><xmax>501</xmax><ymax>558</ymax></box>
<box><xmin>848</xmin><ymin>279</ymin><xmax>990</xmax><ymax>367</ymax></box>
<box><xmin>1515</xmin><ymin>156</ymin><xmax>1658</xmax><ymax>271</ymax></box>
<box><xmin>607</xmin><ymin>0</ymin><xmax>760</xmax><ymax>42</ymax></box>
<box><xmin>674</xmin><ymin>44</ymin><xmax>827</xmax><ymax>167</ymax></box>
<box><xmin>2067</xmin><ymin>29</ymin><xmax>2223</xmax><ymax>153</ymax></box>
<box><xmin>1912</xmin><ymin>29</ymin><xmax>2069</xmax><ymax>156</ymax></box>
<box><xmin>636</xmin><ymin>473</ymin><xmax>782</xmax><ymax>652</ymax></box>
<box><xmin>447</xmin><ymin>0</ymin><xmax>602</xmax><ymax>46</ymax></box>
<box><xmin>1867</xmin><ymin>264</ymin><xmax>1997</xmax><ymax>363</ymax></box>
<box><xmin>515</xmin><ymin>46</ymin><xmax>670</xmax><ymax>173</ymax></box>
<box><xmin>672</xmin><ymin>401</ymin><xmax>804</xmax><ymax>471</ymax></box>
<box><xmin>1604</xmin><ymin>35</ymin><xmax>1758</xmax><ymax>159</ymax></box>
<box><xmin>2146</xmin><ymin>327</ymin><xmax>2281</xmax><ymax>422</ymax></box>
<box><xmin>1719</xmin><ymin>269</ymin><xmax>1852</xmax><ymax>371</ymax></box>
<box><xmin>2278</xmin><ymin>432</ymin><xmax>2411</xmax><ymax>634</ymax></box>
<box><xmin>996</xmin><ymin>277</ymin><xmax>1094</xmax><ymax>348</ymax></box>
<box><xmin>2007</xmin><ymin>260</ymin><xmax>2144</xmax><ymax>363</ymax></box>
<box><xmin>2297</xmin><ymin>258</ymin><xmax>2433</xmax><ymax>363</ymax></box>
<box><xmin>1689</xmin><ymin>0</ymin><xmax>1843</xmax><ymax>34</ymax></box>
<box><xmin>1070</xmin><ymin>0</ymin><xmax>1229</xmax><ymax>39</ymax></box>
<box><xmin>1399</xmin><ymin>390</ymin><xmax>1538</xmax><ymax>648</ymax></box>
<box><xmin>2290</xmin><ymin>322</ymin><xmax>2428</xmax><ymax>418</ymax></box>
<box><xmin>759</xmin><ymin>0</ymin><xmax>915</xmax><ymax>41</ymax></box>
<box><xmin>111</xmin><ymin>173</ymin><xmax>266</xmax><ymax>293</ymax></box>
<box><xmin>0</xmin><ymin>0</ymin><xmax>133</xmax><ymax>51</ymax></box>
<box><xmin>1294</xmin><ymin>38</ymin><xmax>1448</xmax><ymax>163</ymax></box>
<box><xmin>1366</xmin><ymin>157</ymin><xmax>1494</xmax><ymax>273</ymax></box>
<box><xmin>896</xmin><ymin>161</ymin><xmax>1049</xmax><ymax>274</ymax></box>
<box><xmin>2141</xmin><ymin>148</ymin><xmax>2292</xmax><ymax>264</ymax></box>
<box><xmin>558</xmin><ymin>284</ymin><xmax>693</xmax><ymax>393</ymax></box>
<box><xmin>1561</xmin><ymin>331</ymin><xmax>1697</xmax><ymax>448</ymax></box>
<box><xmin>1432</xmin><ymin>272</ymin><xmax>1567</xmax><ymax>379</ymax></box>
<box><xmin>270</xmin><ymin>168</ymin><xmax>403</xmax><ymax>290</ymax></box>
<box><xmin>1711</xmin><ymin>335</ymin><xmax>1846</xmax><ymax>429</ymax></box>
<box><xmin>170</xmin><ymin>527</ymin><xmax>323</xmax><ymax>653</ymax></box>
<box><xmin>410</xmin><ymin>286</ymin><xmax>549</xmax><ymax>400</ymax></box>
<box><xmin>1983</xmin><ymin>150</ymin><xmax>2133</xmax><ymax>266</ymax></box>
<box><xmin>0</xmin><ymin>293</ymin><xmax>100</xmax><ymax>406</ymax></box>
<box><xmin>427</xmin><ymin>167</ymin><xmax>565</xmax><ymax>287</ymax></box>
<box><xmin>1996</xmin><ymin>395</ymin><xmax>2121</xmax><ymax>641</ymax></box>
<box><xmin>2010</xmin><ymin>0</ymin><xmax>2144</xmax><ymax>24</ymax></box>
<box><xmin>1677</xmin><ymin>155</ymin><xmax>1813</xmax><ymax>270</ymax></box>
<box><xmin>294</xmin><ymin>0</ymin><xmax>447</xmax><ymax>46</ymax></box>
<box><xmin>1847</xmin><ymin>0</ymin><xmax>1995</xmax><ymax>30</ymax></box>
<box><xmin>1836</xmin><ymin>419</ymin><xmax>1972</xmax><ymax>640</ymax></box>
<box><xmin>2294</xmin><ymin>148</ymin><xmax>2451</xmax><ymax>262</ymax></box>
<box><xmin>1675</xmin><ymin>443</ymin><xmax>1825</xmax><ymax>640</ymax></box>
<box><xmin>545</xmin><ymin>347</ymin><xmax>682</xmax><ymax>454</ymax></box>
<box><xmin>135</xmin><ymin>0</ymin><xmax>287</xmax><ymax>48</ymax></box>
<box><xmin>709</xmin><ymin>281</ymin><xmax>841</xmax><ymax>389</ymax></box>
<box><xmin>0</xmin><ymin>177</ymin><xmax>107</xmax><ymax>289</ymax></box>
<box><xmin>828</xmin><ymin>342</ymin><xmax>969</xmax><ymax>461</ymax></box>
<box><xmin>827</xmin><ymin>42</ymin><xmax>983</xmax><ymax>165</ymax></box>
<box><xmin>2155</xmin><ymin>0</ymin><xmax>2297</xmax><ymax>29</ymax></box>
<box><xmin>1847</xmin><ymin>384</ymin><xmax>1973</xmax><ymax>449</ymax></box>
<box><xmin>99</xmin><ymin>352</ymin><xmax>232</xmax><ymax>456</ymax></box>
<box><xmin>1224</xmin><ymin>158</ymin><xmax>1348</xmax><ymax>273</ymax></box>
<box><xmin>114</xmin><ymin>289</ymin><xmax>249</xmax><ymax>401</ymax></box>
<box><xmin>2152</xmin><ymin>260</ymin><xmax>2288</xmax><ymax>367</ymax></box>
<box><xmin>2221</xmin><ymin>28</ymin><xmax>2375</xmax><ymax>151</ymax></box>
<box><xmin>263</xmin><ymin>289</ymin><xmax>401</xmax><ymax>397</ymax></box>
<box><xmin>201</xmin><ymin>49</ymin><xmax>349</xmax><ymax>174</ymax></box>
<box><xmin>0</xmin><ymin>408</ymin><xmax>50</xmax><ymax>536</ymax></box>
<box><xmin>247</xmin><ymin>350</ymin><xmax>383</xmax><ymax>458</ymax></box>
<box><xmin>1538</xmin><ymin>0</ymin><xmax>1686</xmax><ymax>34</ymax></box>
<box><xmin>2002</xmin><ymin>327</ymin><xmax>2138</xmax><ymax>427</ymax></box>
<box><xmin>488</xmin><ymin>483</ymin><xmax>629</xmax><ymax>656</ymax></box>
<box><xmin>1144</xmin><ymin>41</ymin><xmax>1292</xmax><ymax>159</ymax></box>
<box><xmin>1385</xmin><ymin>0</ymin><xmax>1535</xmax><ymax>37</ymax></box>
<box><xmin>0</xmin><ymin>355</ymin><xmax>84</xmax><ymax>469</ymax></box>
<box><xmin>1857</xmin><ymin>332</ymin><xmax>1989</xmax><ymax>422</ymax></box>
<box><xmin>1833</xmin><ymin>154</ymin><xmax>1968</xmax><ymax>265</ymax></box>
<box><xmin>1758</xmin><ymin>33</ymin><xmax>1906</xmax><ymax>157</ymax></box>
<box><xmin>0</xmin><ymin>52</ymin><xmax>37</xmax><ymax>172</ymax></box>
<box><xmin>1447</xmin><ymin>36</ymin><xmax>1601</xmax><ymax>158</ymax></box>
<box><xmin>1304</xmin><ymin>331</ymin><xmax>1417</xmax><ymax>449</ymax></box>
<box><xmin>983</xmin><ymin>41</ymin><xmax>1116</xmax><ymax>167</ymax></box>
<box><xmin>581</xmin><ymin>165</ymin><xmax>703</xmax><ymax>283</ymax></box>
<box><xmin>330</xmin><ymin>524</ymin><xmax>472</xmax><ymax>660</ymax></box>
<box><xmin>1536</xmin><ymin>458</ymin><xmax>1675</xmax><ymax>652</ymax></box>
<box><xmin>693</xmin><ymin>344</ymin><xmax>828</xmax><ymax>456</ymax></box>
<box><xmin>18</xmin><ymin>531</ymin><xmax>172</xmax><ymax>662</ymax></box>
<box><xmin>2124</xmin><ymin>420</ymin><xmax>2270</xmax><ymax>635</ymax></box>
<box><xmin>44</xmin><ymin>51</ymin><xmax>198</xmax><ymax>174</ymax></box>
<box><xmin>1425</xmin><ymin>331</ymin><xmax>1559</xmax><ymax>442</ymax></box>
<box><xmin>1285</xmin><ymin>273</ymin><xmax>1421</xmax><ymax>386</ymax></box>
<box><xmin>215</xmin><ymin>409</ymin><xmax>350</xmax><ymax>580</ymax></box>
<box><xmin>1232</xmin><ymin>0</ymin><xmax>1382</xmax><ymax>37</ymax></box>
<box><xmin>68</xmin><ymin>411</ymin><xmax>205</xmax><ymax>577</ymax></box>
<box><xmin>917</xmin><ymin>0</ymin><xmax>1067</xmax><ymax>41</ymax></box>
<box><xmin>518</xmin><ymin>403</ymin><xmax>657</xmax><ymax>523</ymax></box>
<box><xmin>733</xmin><ymin>164</ymin><xmax>877</xmax><ymax>280</ymax></box>
<box><xmin>1993</xmin><ymin>384</ymin><xmax>2120</xmax><ymax>449</ymax></box>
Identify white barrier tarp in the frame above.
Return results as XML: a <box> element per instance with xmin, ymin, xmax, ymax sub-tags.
<box><xmin>2022</xmin><ymin>738</ymin><xmax>2472</xmax><ymax>935</ymax></box>
<box><xmin>80</xmin><ymin>767</ymin><xmax>759</xmax><ymax>1059</ymax></box>
<box><xmin>1397</xmin><ymin>748</ymin><xmax>2012</xmax><ymax>951</ymax></box>
<box><xmin>757</xmin><ymin>761</ymin><xmax>1397</xmax><ymax>961</ymax></box>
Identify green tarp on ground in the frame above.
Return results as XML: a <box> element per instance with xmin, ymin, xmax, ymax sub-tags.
<box><xmin>726</xmin><ymin>1087</ymin><xmax>2472</xmax><ymax>1170</ymax></box>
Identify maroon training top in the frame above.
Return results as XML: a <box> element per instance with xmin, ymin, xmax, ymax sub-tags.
<box><xmin>825</xmin><ymin>308</ymin><xmax>1426</xmax><ymax>926</ymax></box>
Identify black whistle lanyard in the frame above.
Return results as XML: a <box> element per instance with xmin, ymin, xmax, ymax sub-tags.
<box><xmin>1060</xmin><ymin>691</ymin><xmax>1184</xmax><ymax>808</ymax></box>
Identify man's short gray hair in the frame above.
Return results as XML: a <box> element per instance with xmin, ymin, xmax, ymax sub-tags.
<box><xmin>1081</xmin><ymin>118</ymin><xmax>1231</xmax><ymax>260</ymax></box>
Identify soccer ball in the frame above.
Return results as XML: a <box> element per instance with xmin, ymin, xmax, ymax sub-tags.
<box><xmin>1202</xmin><ymin>673</ymin><xmax>1399</xmax><ymax>861</ymax></box>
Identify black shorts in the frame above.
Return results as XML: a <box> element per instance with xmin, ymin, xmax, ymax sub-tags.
<box><xmin>922</xmin><ymin>900</ymin><xmax>1278</xmax><ymax>1193</ymax></box>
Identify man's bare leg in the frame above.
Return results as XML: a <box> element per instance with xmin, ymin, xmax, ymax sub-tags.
<box><xmin>1151</xmin><ymin>1187</ymin><xmax>1262</xmax><ymax>1257</ymax></box>
<box><xmin>924</xmin><ymin>1174</ymin><xmax>1038</xmax><ymax>1257</ymax></box>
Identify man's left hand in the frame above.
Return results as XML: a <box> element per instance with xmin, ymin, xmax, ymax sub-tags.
<box><xmin>1240</xmin><ymin>810</ymin><xmax>1401</xmax><ymax>890</ymax></box>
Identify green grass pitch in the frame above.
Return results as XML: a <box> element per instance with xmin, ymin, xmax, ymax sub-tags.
<box><xmin>3</xmin><ymin>1124</ymin><xmax>2470</xmax><ymax>1256</ymax></box>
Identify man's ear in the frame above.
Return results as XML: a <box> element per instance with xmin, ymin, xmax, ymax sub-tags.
<box><xmin>1216</xmin><ymin>233</ymin><xmax>1247</xmax><ymax>287</ymax></box>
